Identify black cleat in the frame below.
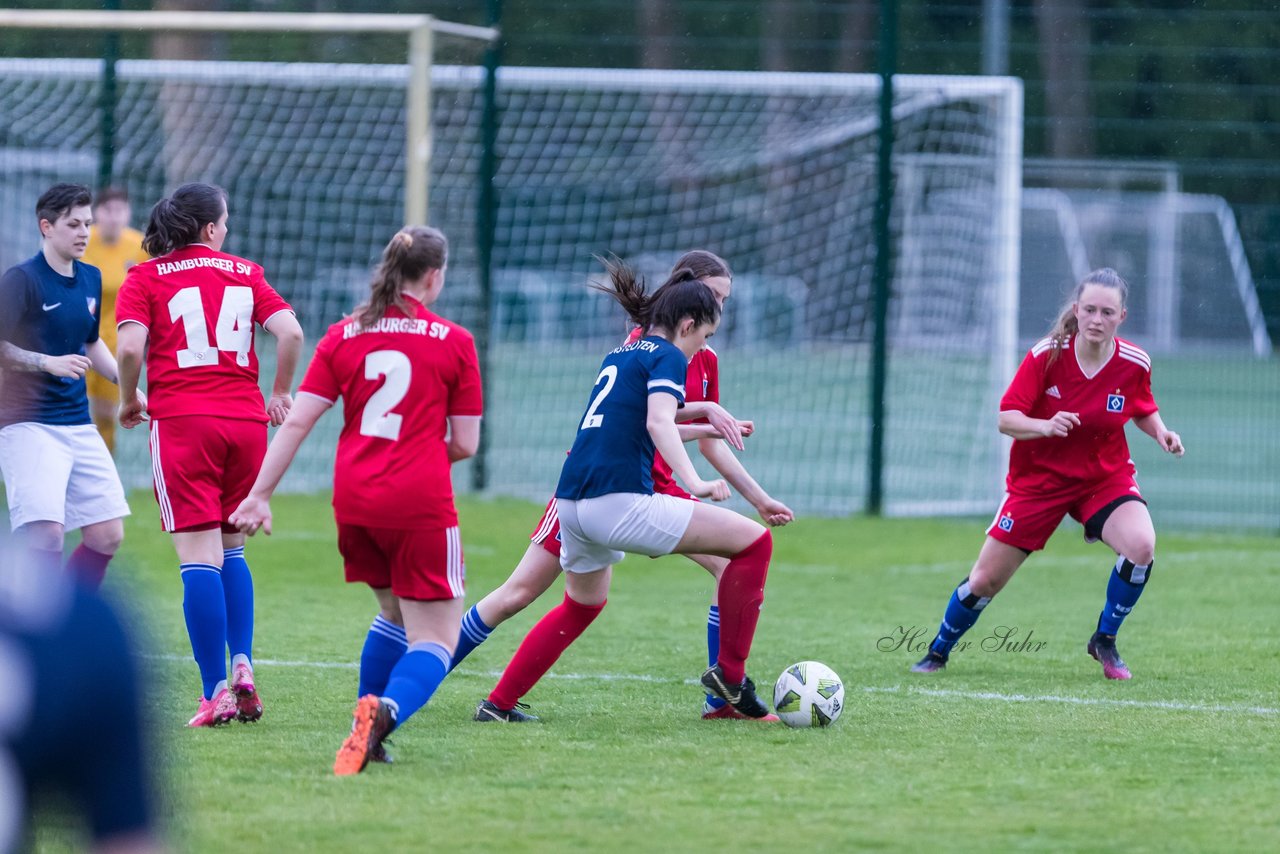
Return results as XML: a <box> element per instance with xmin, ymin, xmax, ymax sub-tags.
<box><xmin>910</xmin><ymin>650</ymin><xmax>948</xmax><ymax>673</ymax></box>
<box><xmin>1087</xmin><ymin>632</ymin><xmax>1132</xmax><ymax>680</ymax></box>
<box><xmin>473</xmin><ymin>699</ymin><xmax>539</xmax><ymax>722</ymax></box>
<box><xmin>700</xmin><ymin>665</ymin><xmax>771</xmax><ymax>719</ymax></box>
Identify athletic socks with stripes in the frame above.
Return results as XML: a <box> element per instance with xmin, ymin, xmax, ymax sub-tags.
<box><xmin>928</xmin><ymin>576</ymin><xmax>991</xmax><ymax>658</ymax></box>
<box><xmin>181</xmin><ymin>563</ymin><xmax>228</xmax><ymax>700</ymax></box>
<box><xmin>359</xmin><ymin>614</ymin><xmax>408</xmax><ymax>698</ymax></box>
<box><xmin>449</xmin><ymin>605</ymin><xmax>494</xmax><ymax>671</ymax></box>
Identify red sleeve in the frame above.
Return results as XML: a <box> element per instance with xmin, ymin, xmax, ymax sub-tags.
<box><xmin>1131</xmin><ymin>365</ymin><xmax>1158</xmax><ymax>418</ymax></box>
<box><xmin>297</xmin><ymin>327</ymin><xmax>341</xmax><ymax>404</ymax></box>
<box><xmin>250</xmin><ymin>268</ymin><xmax>292</xmax><ymax>327</ymax></box>
<box><xmin>448</xmin><ymin>334</ymin><xmax>483</xmax><ymax>417</ymax></box>
<box><xmin>115</xmin><ymin>267</ymin><xmax>151</xmax><ymax>329</ymax></box>
<box><xmin>999</xmin><ymin>349</ymin><xmax>1045</xmax><ymax>413</ymax></box>
<box><xmin>703</xmin><ymin>351</ymin><xmax>720</xmax><ymax>404</ymax></box>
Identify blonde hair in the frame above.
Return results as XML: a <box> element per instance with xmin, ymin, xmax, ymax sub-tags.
<box><xmin>355</xmin><ymin>226</ymin><xmax>447</xmax><ymax>327</ymax></box>
<box><xmin>1045</xmin><ymin>267</ymin><xmax>1129</xmax><ymax>364</ymax></box>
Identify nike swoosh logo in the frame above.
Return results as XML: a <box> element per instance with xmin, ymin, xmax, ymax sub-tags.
<box><xmin>42</xmin><ymin>302</ymin><xmax>62</xmax><ymax>311</ymax></box>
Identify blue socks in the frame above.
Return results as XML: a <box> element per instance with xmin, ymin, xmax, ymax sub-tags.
<box><xmin>929</xmin><ymin>577</ymin><xmax>991</xmax><ymax>657</ymax></box>
<box><xmin>705</xmin><ymin>605</ymin><xmax>725</xmax><ymax>709</ymax></box>
<box><xmin>1098</xmin><ymin>556</ymin><xmax>1151</xmax><ymax>635</ymax></box>
<box><xmin>181</xmin><ymin>563</ymin><xmax>228</xmax><ymax>699</ymax></box>
<box><xmin>359</xmin><ymin>615</ymin><xmax>408</xmax><ymax>697</ymax></box>
<box><xmin>449</xmin><ymin>605</ymin><xmax>493</xmax><ymax>672</ymax></box>
<box><xmin>221</xmin><ymin>546</ymin><xmax>254</xmax><ymax>664</ymax></box>
<box><xmin>381</xmin><ymin>641</ymin><xmax>451</xmax><ymax>731</ymax></box>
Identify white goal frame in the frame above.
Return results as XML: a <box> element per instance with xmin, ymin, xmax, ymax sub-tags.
<box><xmin>0</xmin><ymin>8</ymin><xmax>499</xmax><ymax>226</ymax></box>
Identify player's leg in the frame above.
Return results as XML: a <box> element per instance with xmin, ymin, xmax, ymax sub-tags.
<box><xmin>1087</xmin><ymin>496</ymin><xmax>1155</xmax><ymax>680</ymax></box>
<box><xmin>683</xmin><ymin>552</ymin><xmax>736</xmax><ymax>717</ymax></box>
<box><xmin>339</xmin><ymin>525</ymin><xmax>407</xmax><ymax>699</ymax></box>
<box><xmin>911</xmin><ymin>536</ymin><xmax>1030</xmax><ymax>673</ymax></box>
<box><xmin>173</xmin><ymin>528</ymin><xmax>235</xmax><ymax>726</ymax></box>
<box><xmin>62</xmin><ymin>423</ymin><xmax>129</xmax><ymax>589</ymax></box>
<box><xmin>476</xmin><ymin>500</ymin><xmax>613</xmax><ymax>721</ymax></box>
<box><xmin>219</xmin><ymin>420</ymin><xmax>269</xmax><ymax>718</ymax></box>
<box><xmin>336</xmin><ymin>526</ymin><xmax>466</xmax><ymax>774</ymax></box>
<box><xmin>451</xmin><ymin>539</ymin><xmax>563</xmax><ymax>671</ymax></box>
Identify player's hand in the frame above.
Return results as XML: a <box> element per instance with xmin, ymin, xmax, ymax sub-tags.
<box><xmin>230</xmin><ymin>496</ymin><xmax>273</xmax><ymax>537</ymax></box>
<box><xmin>1158</xmin><ymin>428</ymin><xmax>1185</xmax><ymax>457</ymax></box>
<box><xmin>118</xmin><ymin>396</ymin><xmax>148</xmax><ymax>429</ymax></box>
<box><xmin>735</xmin><ymin>420</ymin><xmax>755</xmax><ymax>438</ymax></box>
<box><xmin>1041</xmin><ymin>411</ymin><xmax>1080</xmax><ymax>438</ymax></box>
<box><xmin>266</xmin><ymin>393</ymin><xmax>293</xmax><ymax>427</ymax></box>
<box><xmin>755</xmin><ymin>496</ymin><xmax>795</xmax><ymax>527</ymax></box>
<box><xmin>701</xmin><ymin>403</ymin><xmax>745</xmax><ymax>451</ymax></box>
<box><xmin>44</xmin><ymin>354</ymin><xmax>91</xmax><ymax>379</ymax></box>
<box><xmin>690</xmin><ymin>477</ymin><xmax>731</xmax><ymax>501</ymax></box>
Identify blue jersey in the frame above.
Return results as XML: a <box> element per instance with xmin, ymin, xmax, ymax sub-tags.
<box><xmin>555</xmin><ymin>335</ymin><xmax>688</xmax><ymax>500</ymax></box>
<box><xmin>0</xmin><ymin>252</ymin><xmax>103</xmax><ymax>427</ymax></box>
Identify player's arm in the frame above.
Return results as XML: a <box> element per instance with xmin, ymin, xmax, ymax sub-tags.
<box><xmin>676</xmin><ymin>400</ymin><xmax>750</xmax><ymax>450</ymax></box>
<box><xmin>85</xmin><ymin>338</ymin><xmax>118</xmax><ymax>383</ymax></box>
<box><xmin>230</xmin><ymin>393</ymin><xmax>331</xmax><ymax>536</ymax></box>
<box><xmin>263</xmin><ymin>311</ymin><xmax>304</xmax><ymax>427</ymax></box>
<box><xmin>997</xmin><ymin>409</ymin><xmax>1080</xmax><ymax>440</ymax></box>
<box><xmin>115</xmin><ymin>321</ymin><xmax>149</xmax><ymax>428</ymax></box>
<box><xmin>697</xmin><ymin>437</ymin><xmax>794</xmax><ymax>526</ymax></box>
<box><xmin>0</xmin><ymin>341</ymin><xmax>92</xmax><ymax>378</ymax></box>
<box><xmin>447</xmin><ymin>415</ymin><xmax>482</xmax><ymax>462</ymax></box>
<box><xmin>647</xmin><ymin>393</ymin><xmax>728</xmax><ymax>501</ymax></box>
<box><xmin>1133</xmin><ymin>411</ymin><xmax>1185</xmax><ymax>457</ymax></box>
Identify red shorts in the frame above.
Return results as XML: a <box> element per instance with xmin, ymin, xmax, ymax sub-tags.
<box><xmin>149</xmin><ymin>416</ymin><xmax>266</xmax><ymax>533</ymax></box>
<box><xmin>338</xmin><ymin>523</ymin><xmax>465</xmax><ymax>601</ymax></box>
<box><xmin>987</xmin><ymin>470</ymin><xmax>1145</xmax><ymax>552</ymax></box>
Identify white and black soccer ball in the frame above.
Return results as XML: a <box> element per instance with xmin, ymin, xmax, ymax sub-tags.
<box><xmin>772</xmin><ymin>661</ymin><xmax>844</xmax><ymax>728</ymax></box>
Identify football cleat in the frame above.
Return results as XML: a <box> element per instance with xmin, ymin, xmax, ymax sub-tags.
<box><xmin>701</xmin><ymin>700</ymin><xmax>780</xmax><ymax>722</ymax></box>
<box><xmin>334</xmin><ymin>695</ymin><xmax>395</xmax><ymax>776</ymax></box>
<box><xmin>1087</xmin><ymin>632</ymin><xmax>1133</xmax><ymax>680</ymax></box>
<box><xmin>700</xmin><ymin>665</ymin><xmax>771</xmax><ymax>719</ymax></box>
<box><xmin>230</xmin><ymin>663</ymin><xmax>263</xmax><ymax>723</ymax></box>
<box><xmin>187</xmin><ymin>688</ymin><xmax>237</xmax><ymax>728</ymax></box>
<box><xmin>473</xmin><ymin>699</ymin><xmax>539</xmax><ymax>723</ymax></box>
<box><xmin>910</xmin><ymin>650</ymin><xmax>948</xmax><ymax>674</ymax></box>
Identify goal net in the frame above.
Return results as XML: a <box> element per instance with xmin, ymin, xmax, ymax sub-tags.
<box><xmin>0</xmin><ymin>57</ymin><xmax>1021</xmax><ymax>517</ymax></box>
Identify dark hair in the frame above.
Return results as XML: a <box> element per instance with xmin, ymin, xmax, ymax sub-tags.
<box><xmin>670</xmin><ymin>249</ymin><xmax>731</xmax><ymax>282</ymax></box>
<box><xmin>593</xmin><ymin>256</ymin><xmax>720</xmax><ymax>335</ymax></box>
<box><xmin>36</xmin><ymin>183</ymin><xmax>92</xmax><ymax>226</ymax></box>
<box><xmin>93</xmin><ymin>186</ymin><xmax>130</xmax><ymax>208</ymax></box>
<box><xmin>1046</xmin><ymin>267</ymin><xmax>1130</xmax><ymax>364</ymax></box>
<box><xmin>355</xmin><ymin>226</ymin><xmax>449</xmax><ymax>327</ymax></box>
<box><xmin>142</xmin><ymin>182</ymin><xmax>228</xmax><ymax>256</ymax></box>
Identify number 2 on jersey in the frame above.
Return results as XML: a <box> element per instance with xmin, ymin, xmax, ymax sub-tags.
<box><xmin>361</xmin><ymin>350</ymin><xmax>411</xmax><ymax>440</ymax></box>
<box><xmin>167</xmin><ymin>286</ymin><xmax>254</xmax><ymax>368</ymax></box>
<box><xmin>581</xmin><ymin>365</ymin><xmax>617</xmax><ymax>429</ymax></box>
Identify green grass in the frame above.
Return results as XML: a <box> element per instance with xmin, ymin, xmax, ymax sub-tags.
<box><xmin>31</xmin><ymin>493</ymin><xmax>1280</xmax><ymax>852</ymax></box>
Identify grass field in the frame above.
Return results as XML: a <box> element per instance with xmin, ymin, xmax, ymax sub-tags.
<box><xmin>27</xmin><ymin>492</ymin><xmax>1280</xmax><ymax>852</ymax></box>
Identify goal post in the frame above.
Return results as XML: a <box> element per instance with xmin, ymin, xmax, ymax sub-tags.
<box><xmin>0</xmin><ymin>8</ymin><xmax>498</xmax><ymax>226</ymax></box>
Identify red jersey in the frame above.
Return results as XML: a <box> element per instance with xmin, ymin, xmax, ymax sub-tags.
<box><xmin>622</xmin><ymin>327</ymin><xmax>720</xmax><ymax>495</ymax></box>
<box><xmin>298</xmin><ymin>297</ymin><xmax>482</xmax><ymax>529</ymax></box>
<box><xmin>116</xmin><ymin>244</ymin><xmax>292</xmax><ymax>422</ymax></box>
<box><xmin>1001</xmin><ymin>335</ymin><xmax>1158</xmax><ymax>494</ymax></box>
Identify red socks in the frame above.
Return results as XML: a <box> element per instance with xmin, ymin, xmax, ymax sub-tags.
<box><xmin>716</xmin><ymin>530</ymin><xmax>773</xmax><ymax>684</ymax></box>
<box><xmin>65</xmin><ymin>544</ymin><xmax>113</xmax><ymax>590</ymax></box>
<box><xmin>489</xmin><ymin>593</ymin><xmax>605</xmax><ymax>710</ymax></box>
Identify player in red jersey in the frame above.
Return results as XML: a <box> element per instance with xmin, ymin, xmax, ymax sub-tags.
<box><xmin>455</xmin><ymin>250</ymin><xmax>794</xmax><ymax>723</ymax></box>
<box><xmin>910</xmin><ymin>268</ymin><xmax>1184</xmax><ymax>680</ymax></box>
<box><xmin>230</xmin><ymin>226</ymin><xmax>483</xmax><ymax>775</ymax></box>
<box><xmin>116</xmin><ymin>183</ymin><xmax>304</xmax><ymax>727</ymax></box>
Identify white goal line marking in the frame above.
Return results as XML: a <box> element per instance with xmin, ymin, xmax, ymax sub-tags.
<box><xmin>145</xmin><ymin>654</ymin><xmax>1278</xmax><ymax>717</ymax></box>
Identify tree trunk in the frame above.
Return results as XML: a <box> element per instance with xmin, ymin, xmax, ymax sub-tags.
<box><xmin>1033</xmin><ymin>0</ymin><xmax>1095</xmax><ymax>158</ymax></box>
<box><xmin>761</xmin><ymin>0</ymin><xmax>792</xmax><ymax>71</ymax></box>
<box><xmin>638</xmin><ymin>0</ymin><xmax>676</xmax><ymax>69</ymax></box>
<box><xmin>151</xmin><ymin>0</ymin><xmax>228</xmax><ymax>186</ymax></box>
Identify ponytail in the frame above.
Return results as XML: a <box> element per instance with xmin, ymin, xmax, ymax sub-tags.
<box><xmin>142</xmin><ymin>182</ymin><xmax>227</xmax><ymax>257</ymax></box>
<box><xmin>355</xmin><ymin>226</ymin><xmax>448</xmax><ymax>327</ymax></box>
<box><xmin>591</xmin><ymin>255</ymin><xmax>720</xmax><ymax>335</ymax></box>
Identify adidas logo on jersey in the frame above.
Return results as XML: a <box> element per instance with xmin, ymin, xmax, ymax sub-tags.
<box><xmin>1046</xmin><ymin>385</ymin><xmax>1061</xmax><ymax>398</ymax></box>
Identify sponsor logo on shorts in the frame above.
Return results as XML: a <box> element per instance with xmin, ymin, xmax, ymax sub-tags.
<box><xmin>997</xmin><ymin>514</ymin><xmax>1014</xmax><ymax>532</ymax></box>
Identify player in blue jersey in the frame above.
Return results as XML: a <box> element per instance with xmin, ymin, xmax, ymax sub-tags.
<box><xmin>1</xmin><ymin>554</ymin><xmax>160</xmax><ymax>852</ymax></box>
<box><xmin>475</xmin><ymin>260</ymin><xmax>778</xmax><ymax>721</ymax></box>
<box><xmin>0</xmin><ymin>184</ymin><xmax>134</xmax><ymax>590</ymax></box>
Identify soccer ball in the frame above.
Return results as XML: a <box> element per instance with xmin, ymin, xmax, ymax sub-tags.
<box><xmin>772</xmin><ymin>661</ymin><xmax>845</xmax><ymax>728</ymax></box>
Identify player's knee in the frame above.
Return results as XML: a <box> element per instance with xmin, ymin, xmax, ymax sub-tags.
<box><xmin>1117</xmin><ymin>556</ymin><xmax>1154</xmax><ymax>584</ymax></box>
<box><xmin>965</xmin><ymin>571</ymin><xmax>1003</xmax><ymax>600</ymax></box>
<box><xmin>82</xmin><ymin>521</ymin><xmax>124</xmax><ymax>555</ymax></box>
<box><xmin>1125</xmin><ymin>540</ymin><xmax>1155</xmax><ymax>568</ymax></box>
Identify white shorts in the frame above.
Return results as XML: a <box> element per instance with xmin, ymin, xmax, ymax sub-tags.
<box><xmin>0</xmin><ymin>422</ymin><xmax>129</xmax><ymax>532</ymax></box>
<box><xmin>556</xmin><ymin>492</ymin><xmax>695</xmax><ymax>574</ymax></box>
